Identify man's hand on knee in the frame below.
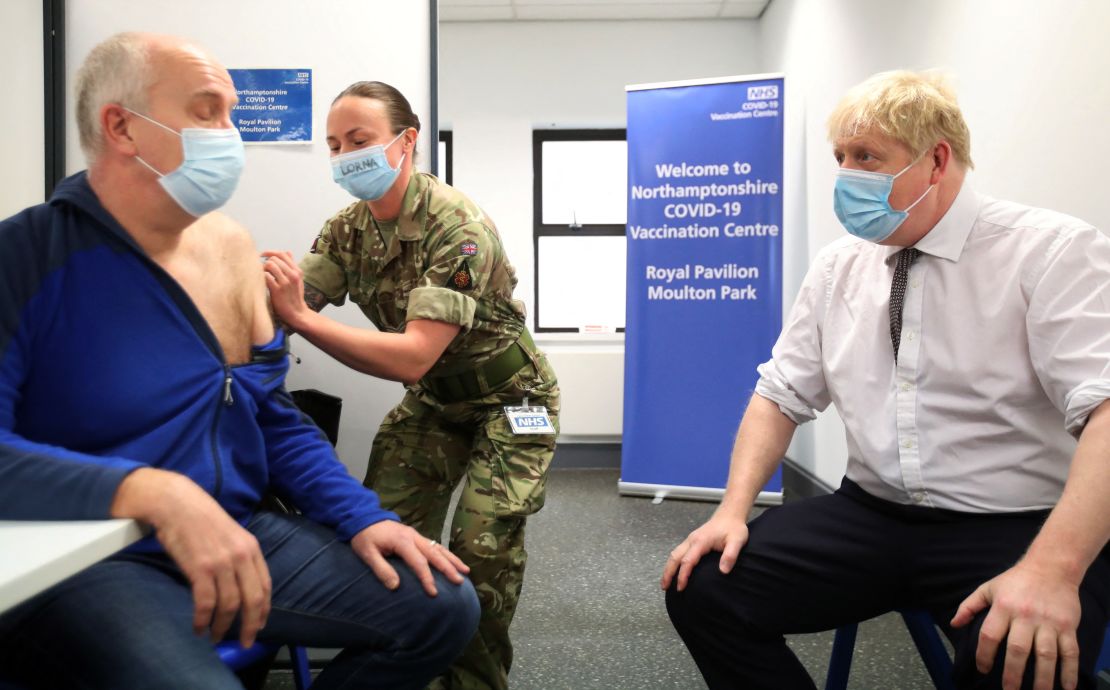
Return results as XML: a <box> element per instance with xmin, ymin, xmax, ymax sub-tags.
<box><xmin>111</xmin><ymin>468</ymin><xmax>272</xmax><ymax>649</ymax></box>
<box><xmin>661</xmin><ymin>513</ymin><xmax>750</xmax><ymax>592</ymax></box>
<box><xmin>350</xmin><ymin>520</ymin><xmax>470</xmax><ymax>597</ymax></box>
<box><xmin>951</xmin><ymin>562</ymin><xmax>1082</xmax><ymax>690</ymax></box>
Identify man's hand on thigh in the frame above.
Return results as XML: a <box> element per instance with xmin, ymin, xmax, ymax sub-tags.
<box><xmin>662</xmin><ymin>512</ymin><xmax>750</xmax><ymax>592</ymax></box>
<box><xmin>111</xmin><ymin>468</ymin><xmax>272</xmax><ymax>649</ymax></box>
<box><xmin>952</xmin><ymin>562</ymin><xmax>1082</xmax><ymax>690</ymax></box>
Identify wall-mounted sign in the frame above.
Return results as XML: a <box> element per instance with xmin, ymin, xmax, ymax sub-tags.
<box><xmin>228</xmin><ymin>69</ymin><xmax>312</xmax><ymax>143</ymax></box>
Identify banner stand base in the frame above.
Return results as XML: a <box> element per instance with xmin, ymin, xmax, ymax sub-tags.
<box><xmin>618</xmin><ymin>481</ymin><xmax>783</xmax><ymax>506</ymax></box>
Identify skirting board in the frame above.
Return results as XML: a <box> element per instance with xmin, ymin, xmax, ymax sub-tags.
<box><xmin>618</xmin><ymin>481</ymin><xmax>783</xmax><ymax>506</ymax></box>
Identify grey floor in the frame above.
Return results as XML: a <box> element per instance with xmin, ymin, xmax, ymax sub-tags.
<box><xmin>265</xmin><ymin>466</ymin><xmax>941</xmax><ymax>689</ymax></box>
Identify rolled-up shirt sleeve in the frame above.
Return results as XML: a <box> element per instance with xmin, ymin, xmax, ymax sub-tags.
<box><xmin>755</xmin><ymin>252</ymin><xmax>832</xmax><ymax>424</ymax></box>
<box><xmin>1025</xmin><ymin>225</ymin><xmax>1110</xmax><ymax>437</ymax></box>
<box><xmin>300</xmin><ymin>219</ymin><xmax>350</xmax><ymax>306</ymax></box>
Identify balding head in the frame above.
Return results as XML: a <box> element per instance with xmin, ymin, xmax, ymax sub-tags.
<box><xmin>79</xmin><ymin>33</ymin><xmax>241</xmax><ymax>233</ymax></box>
<box><xmin>75</xmin><ymin>32</ymin><xmax>218</xmax><ymax>163</ymax></box>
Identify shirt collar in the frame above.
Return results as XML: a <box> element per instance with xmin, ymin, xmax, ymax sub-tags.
<box><xmin>348</xmin><ymin>199</ymin><xmax>374</xmax><ymax>232</ymax></box>
<box><xmin>350</xmin><ymin>172</ymin><xmax>430</xmax><ymax>241</ymax></box>
<box><xmin>354</xmin><ymin>173</ymin><xmax>429</xmax><ymax>267</ymax></box>
<box><xmin>909</xmin><ymin>182</ymin><xmax>980</xmax><ymax>263</ymax></box>
<box><xmin>394</xmin><ymin>172</ymin><xmax>430</xmax><ymax>242</ymax></box>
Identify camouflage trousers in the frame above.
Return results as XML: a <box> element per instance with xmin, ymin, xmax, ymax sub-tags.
<box><xmin>364</xmin><ymin>350</ymin><xmax>559</xmax><ymax>690</ymax></box>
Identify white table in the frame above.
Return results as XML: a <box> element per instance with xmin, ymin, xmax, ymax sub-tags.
<box><xmin>0</xmin><ymin>519</ymin><xmax>144</xmax><ymax>615</ymax></box>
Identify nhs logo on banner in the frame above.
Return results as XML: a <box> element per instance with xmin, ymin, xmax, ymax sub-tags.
<box><xmin>747</xmin><ymin>84</ymin><xmax>779</xmax><ymax>100</ymax></box>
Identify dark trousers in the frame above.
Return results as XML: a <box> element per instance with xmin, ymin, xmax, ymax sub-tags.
<box><xmin>666</xmin><ymin>479</ymin><xmax>1110</xmax><ymax>690</ymax></box>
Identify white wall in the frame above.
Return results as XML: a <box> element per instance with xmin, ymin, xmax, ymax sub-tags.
<box><xmin>1</xmin><ymin>1</ymin><xmax>45</xmax><ymax>218</ymax></box>
<box><xmin>760</xmin><ymin>0</ymin><xmax>1110</xmax><ymax>487</ymax></box>
<box><xmin>66</xmin><ymin>0</ymin><xmax>431</xmax><ymax>479</ymax></box>
<box><xmin>47</xmin><ymin>3</ymin><xmax>1110</xmax><ymax>482</ymax></box>
<box><xmin>441</xmin><ymin>19</ymin><xmax>761</xmax><ymax>441</ymax></box>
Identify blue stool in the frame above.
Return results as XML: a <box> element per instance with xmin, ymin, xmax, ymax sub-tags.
<box><xmin>825</xmin><ymin>609</ymin><xmax>954</xmax><ymax>690</ymax></box>
<box><xmin>216</xmin><ymin>640</ymin><xmax>313</xmax><ymax>690</ymax></box>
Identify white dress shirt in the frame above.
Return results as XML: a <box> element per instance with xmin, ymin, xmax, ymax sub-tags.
<box><xmin>756</xmin><ymin>184</ymin><xmax>1110</xmax><ymax>512</ymax></box>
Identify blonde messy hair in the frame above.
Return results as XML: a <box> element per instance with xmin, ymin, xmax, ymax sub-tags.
<box><xmin>827</xmin><ymin>70</ymin><xmax>974</xmax><ymax>169</ymax></box>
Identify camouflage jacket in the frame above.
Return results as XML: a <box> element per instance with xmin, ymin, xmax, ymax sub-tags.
<box><xmin>300</xmin><ymin>172</ymin><xmax>528</xmax><ymax>377</ymax></box>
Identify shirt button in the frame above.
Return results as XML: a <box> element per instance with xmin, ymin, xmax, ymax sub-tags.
<box><xmin>902</xmin><ymin>438</ymin><xmax>914</xmax><ymax>449</ymax></box>
<box><xmin>906</xmin><ymin>331</ymin><xmax>915</xmax><ymax>341</ymax></box>
<box><xmin>912</xmin><ymin>492</ymin><xmax>926</xmax><ymax>504</ymax></box>
<box><xmin>901</xmin><ymin>382</ymin><xmax>912</xmax><ymax>392</ymax></box>
<box><xmin>911</xmin><ymin>279</ymin><xmax>921</xmax><ymax>289</ymax></box>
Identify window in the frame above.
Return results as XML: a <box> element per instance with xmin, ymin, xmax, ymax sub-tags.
<box><xmin>533</xmin><ymin>129</ymin><xmax>627</xmax><ymax>333</ymax></box>
<box><xmin>437</xmin><ymin>130</ymin><xmax>452</xmax><ymax>185</ymax></box>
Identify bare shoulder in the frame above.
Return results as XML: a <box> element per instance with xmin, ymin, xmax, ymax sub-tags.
<box><xmin>183</xmin><ymin>212</ymin><xmax>274</xmax><ymax>345</ymax></box>
<box><xmin>181</xmin><ymin>213</ymin><xmax>264</xmax><ymax>280</ymax></box>
<box><xmin>187</xmin><ymin>212</ymin><xmax>257</xmax><ymax>257</ymax></box>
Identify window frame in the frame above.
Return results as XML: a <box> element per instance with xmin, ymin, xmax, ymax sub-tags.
<box><xmin>438</xmin><ymin>129</ymin><xmax>453</xmax><ymax>186</ymax></box>
<box><xmin>532</xmin><ymin>128</ymin><xmax>627</xmax><ymax>333</ymax></box>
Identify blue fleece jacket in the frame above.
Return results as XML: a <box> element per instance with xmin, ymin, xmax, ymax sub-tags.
<box><xmin>0</xmin><ymin>172</ymin><xmax>397</xmax><ymax>543</ymax></box>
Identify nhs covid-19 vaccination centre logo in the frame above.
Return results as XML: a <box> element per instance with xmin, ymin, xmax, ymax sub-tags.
<box><xmin>710</xmin><ymin>83</ymin><xmax>780</xmax><ymax>122</ymax></box>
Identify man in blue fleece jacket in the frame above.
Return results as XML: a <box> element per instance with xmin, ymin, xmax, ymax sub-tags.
<box><xmin>0</xmin><ymin>32</ymin><xmax>480</xmax><ymax>690</ymax></box>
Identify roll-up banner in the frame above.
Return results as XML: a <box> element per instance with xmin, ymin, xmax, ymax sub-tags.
<box><xmin>621</xmin><ymin>74</ymin><xmax>785</xmax><ymax>504</ymax></box>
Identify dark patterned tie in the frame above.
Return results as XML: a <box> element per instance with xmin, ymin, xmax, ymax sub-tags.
<box><xmin>889</xmin><ymin>248</ymin><xmax>920</xmax><ymax>362</ymax></box>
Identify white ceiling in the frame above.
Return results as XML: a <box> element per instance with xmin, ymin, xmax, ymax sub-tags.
<box><xmin>440</xmin><ymin>0</ymin><xmax>771</xmax><ymax>22</ymax></box>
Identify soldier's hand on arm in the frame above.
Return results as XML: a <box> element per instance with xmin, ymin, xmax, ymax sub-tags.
<box><xmin>349</xmin><ymin>520</ymin><xmax>470</xmax><ymax>597</ymax></box>
<box><xmin>110</xmin><ymin>468</ymin><xmax>272</xmax><ymax>648</ymax></box>
<box><xmin>262</xmin><ymin>250</ymin><xmax>328</xmax><ymax>331</ymax></box>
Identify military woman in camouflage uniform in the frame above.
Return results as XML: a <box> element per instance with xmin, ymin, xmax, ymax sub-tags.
<box><xmin>263</xmin><ymin>81</ymin><xmax>559</xmax><ymax>690</ymax></box>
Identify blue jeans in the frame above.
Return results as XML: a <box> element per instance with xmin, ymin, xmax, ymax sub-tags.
<box><xmin>0</xmin><ymin>512</ymin><xmax>480</xmax><ymax>690</ymax></box>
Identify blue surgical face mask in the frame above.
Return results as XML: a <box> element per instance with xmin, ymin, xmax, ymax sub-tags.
<box><xmin>833</xmin><ymin>156</ymin><xmax>934</xmax><ymax>242</ymax></box>
<box><xmin>126</xmin><ymin>108</ymin><xmax>245</xmax><ymax>217</ymax></box>
<box><xmin>331</xmin><ymin>131</ymin><xmax>407</xmax><ymax>201</ymax></box>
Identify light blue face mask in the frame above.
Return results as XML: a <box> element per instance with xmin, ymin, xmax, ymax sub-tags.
<box><xmin>126</xmin><ymin>108</ymin><xmax>245</xmax><ymax>217</ymax></box>
<box><xmin>331</xmin><ymin>132</ymin><xmax>407</xmax><ymax>201</ymax></box>
<box><xmin>833</xmin><ymin>156</ymin><xmax>934</xmax><ymax>242</ymax></box>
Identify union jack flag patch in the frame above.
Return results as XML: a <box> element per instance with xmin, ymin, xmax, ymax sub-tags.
<box><xmin>461</xmin><ymin>241</ymin><xmax>478</xmax><ymax>256</ymax></box>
